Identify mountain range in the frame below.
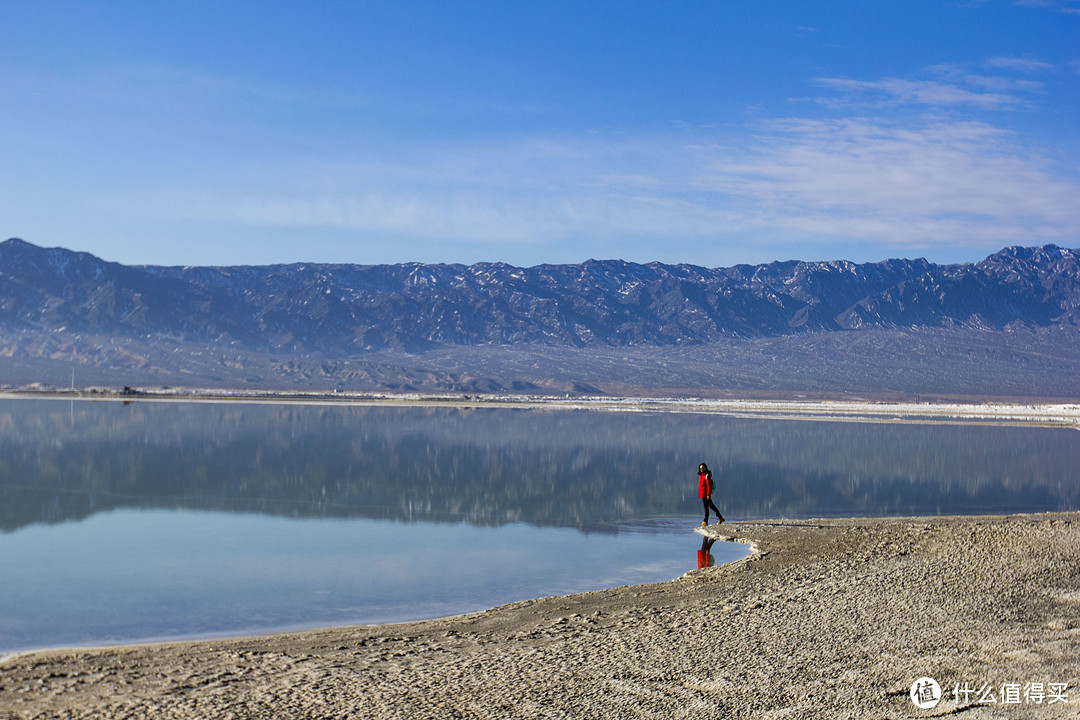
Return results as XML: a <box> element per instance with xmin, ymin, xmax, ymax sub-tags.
<box><xmin>1</xmin><ymin>238</ymin><xmax>1078</xmax><ymax>399</ymax></box>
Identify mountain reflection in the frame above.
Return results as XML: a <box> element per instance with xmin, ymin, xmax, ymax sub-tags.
<box><xmin>1</xmin><ymin>398</ymin><xmax>1078</xmax><ymax>533</ymax></box>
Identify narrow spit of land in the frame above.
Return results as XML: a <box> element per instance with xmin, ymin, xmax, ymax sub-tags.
<box><xmin>3</xmin><ymin>513</ymin><xmax>1079</xmax><ymax>719</ymax></box>
<box><xmin>3</xmin><ymin>388</ymin><xmax>1080</xmax><ymax>429</ymax></box>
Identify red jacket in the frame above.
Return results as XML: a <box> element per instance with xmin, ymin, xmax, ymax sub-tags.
<box><xmin>698</xmin><ymin>471</ymin><xmax>713</xmax><ymax>499</ymax></box>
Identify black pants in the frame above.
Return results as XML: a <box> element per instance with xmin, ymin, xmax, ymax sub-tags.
<box><xmin>702</xmin><ymin>496</ymin><xmax>722</xmax><ymax>523</ymax></box>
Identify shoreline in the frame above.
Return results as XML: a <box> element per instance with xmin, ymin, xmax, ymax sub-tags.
<box><xmin>4</xmin><ymin>512</ymin><xmax>1079</xmax><ymax>718</ymax></box>
<box><xmin>2</xmin><ymin>388</ymin><xmax>1079</xmax><ymax>428</ymax></box>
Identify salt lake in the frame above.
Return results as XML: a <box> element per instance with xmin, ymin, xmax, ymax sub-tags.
<box><xmin>1</xmin><ymin>397</ymin><xmax>1078</xmax><ymax>653</ymax></box>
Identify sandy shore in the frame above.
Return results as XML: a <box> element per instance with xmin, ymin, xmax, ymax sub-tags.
<box><xmin>3</xmin><ymin>513</ymin><xmax>1079</xmax><ymax>719</ymax></box>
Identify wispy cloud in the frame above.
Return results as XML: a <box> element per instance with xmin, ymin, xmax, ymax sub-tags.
<box><xmin>812</xmin><ymin>76</ymin><xmax>1029</xmax><ymax>110</ymax></box>
<box><xmin>811</xmin><ymin>57</ymin><xmax>1054</xmax><ymax>112</ymax></box>
<box><xmin>114</xmin><ymin>60</ymin><xmax>1080</xmax><ymax>264</ymax></box>
<box><xmin>697</xmin><ymin>117</ymin><xmax>1080</xmax><ymax>250</ymax></box>
<box><xmin>984</xmin><ymin>56</ymin><xmax>1056</xmax><ymax>73</ymax></box>
<box><xmin>1014</xmin><ymin>0</ymin><xmax>1080</xmax><ymax>15</ymax></box>
<box><xmin>122</xmin><ymin>134</ymin><xmax>738</xmax><ymax>250</ymax></box>
<box><xmin>144</xmin><ymin>111</ymin><xmax>1079</xmax><ymax>261</ymax></box>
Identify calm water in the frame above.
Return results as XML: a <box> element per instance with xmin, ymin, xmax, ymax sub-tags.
<box><xmin>2</xmin><ymin>397</ymin><xmax>1079</xmax><ymax>653</ymax></box>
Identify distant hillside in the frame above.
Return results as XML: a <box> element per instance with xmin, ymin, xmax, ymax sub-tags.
<box><xmin>1</xmin><ymin>238</ymin><xmax>1078</xmax><ymax>398</ymax></box>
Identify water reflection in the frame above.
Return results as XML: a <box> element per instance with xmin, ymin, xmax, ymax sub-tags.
<box><xmin>0</xmin><ymin>510</ymin><xmax>744</xmax><ymax>653</ymax></box>
<box><xmin>698</xmin><ymin>536</ymin><xmax>717</xmax><ymax>569</ymax></box>
<box><xmin>1</xmin><ymin>398</ymin><xmax>1078</xmax><ymax>533</ymax></box>
<box><xmin>2</xmin><ymin>397</ymin><xmax>1076</xmax><ymax>653</ymax></box>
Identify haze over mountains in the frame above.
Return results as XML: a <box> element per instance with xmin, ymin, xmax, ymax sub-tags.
<box><xmin>1</xmin><ymin>238</ymin><xmax>1078</xmax><ymax>399</ymax></box>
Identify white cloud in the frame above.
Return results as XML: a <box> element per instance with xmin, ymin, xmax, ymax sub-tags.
<box><xmin>813</xmin><ymin>76</ymin><xmax>1026</xmax><ymax>110</ymax></box>
<box><xmin>1014</xmin><ymin>0</ymin><xmax>1080</xmax><ymax>15</ymax></box>
<box><xmin>696</xmin><ymin>117</ymin><xmax>1080</xmax><ymax>249</ymax></box>
<box><xmin>108</xmin><ymin>58</ymin><xmax>1079</xmax><ymax>265</ymax></box>
<box><xmin>984</xmin><ymin>56</ymin><xmax>1056</xmax><ymax>73</ymax></box>
<box><xmin>811</xmin><ymin>59</ymin><xmax>1054</xmax><ymax>111</ymax></box>
<box><xmin>809</xmin><ymin>57</ymin><xmax>1062</xmax><ymax>114</ymax></box>
<box><xmin>147</xmin><ymin>112</ymin><xmax>1079</xmax><ymax>261</ymax></box>
<box><xmin>119</xmin><ymin>134</ymin><xmax>743</xmax><ymax>251</ymax></box>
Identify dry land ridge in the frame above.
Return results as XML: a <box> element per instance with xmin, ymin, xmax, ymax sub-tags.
<box><xmin>3</xmin><ymin>389</ymin><xmax>1080</xmax><ymax>429</ymax></box>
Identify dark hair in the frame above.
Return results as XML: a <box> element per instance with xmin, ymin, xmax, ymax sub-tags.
<box><xmin>699</xmin><ymin>462</ymin><xmax>710</xmax><ymax>474</ymax></box>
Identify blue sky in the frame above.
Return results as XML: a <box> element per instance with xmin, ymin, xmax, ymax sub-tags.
<box><xmin>1</xmin><ymin>1</ymin><xmax>1078</xmax><ymax>268</ymax></box>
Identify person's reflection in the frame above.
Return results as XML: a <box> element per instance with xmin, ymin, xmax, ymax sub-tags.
<box><xmin>698</xmin><ymin>536</ymin><xmax>716</xmax><ymax>569</ymax></box>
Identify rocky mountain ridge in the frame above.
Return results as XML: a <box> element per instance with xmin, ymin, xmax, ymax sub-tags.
<box><xmin>1</xmin><ymin>238</ymin><xmax>1078</xmax><ymax>397</ymax></box>
<box><xmin>2</xmin><ymin>238</ymin><xmax>1078</xmax><ymax>351</ymax></box>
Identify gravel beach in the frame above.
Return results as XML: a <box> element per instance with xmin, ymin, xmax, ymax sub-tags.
<box><xmin>3</xmin><ymin>512</ymin><xmax>1079</xmax><ymax>719</ymax></box>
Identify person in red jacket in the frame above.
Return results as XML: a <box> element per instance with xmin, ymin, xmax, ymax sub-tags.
<box><xmin>698</xmin><ymin>462</ymin><xmax>724</xmax><ymax>526</ymax></box>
